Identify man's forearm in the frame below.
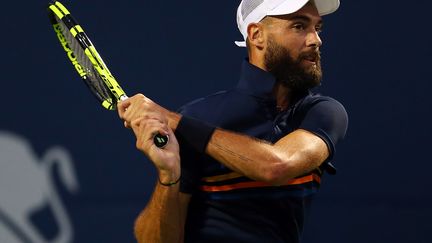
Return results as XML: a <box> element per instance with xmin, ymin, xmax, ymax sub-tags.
<box><xmin>172</xmin><ymin>115</ymin><xmax>328</xmax><ymax>184</ymax></box>
<box><xmin>171</xmin><ymin>115</ymin><xmax>292</xmax><ymax>184</ymax></box>
<box><xmin>134</xmin><ymin>183</ymin><xmax>183</xmax><ymax>243</ymax></box>
<box><xmin>206</xmin><ymin>129</ymin><xmax>291</xmax><ymax>183</ymax></box>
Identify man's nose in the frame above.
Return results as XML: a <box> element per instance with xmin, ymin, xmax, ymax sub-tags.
<box><xmin>306</xmin><ymin>30</ymin><xmax>322</xmax><ymax>48</ymax></box>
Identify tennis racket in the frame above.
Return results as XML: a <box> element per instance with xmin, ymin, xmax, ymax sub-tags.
<box><xmin>47</xmin><ymin>1</ymin><xmax>168</xmax><ymax>148</ymax></box>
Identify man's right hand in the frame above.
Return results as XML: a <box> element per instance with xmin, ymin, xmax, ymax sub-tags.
<box><xmin>130</xmin><ymin>116</ymin><xmax>181</xmax><ymax>184</ymax></box>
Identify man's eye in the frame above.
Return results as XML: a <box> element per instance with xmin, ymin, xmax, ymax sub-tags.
<box><xmin>293</xmin><ymin>23</ymin><xmax>305</xmax><ymax>30</ymax></box>
<box><xmin>315</xmin><ymin>26</ymin><xmax>323</xmax><ymax>34</ymax></box>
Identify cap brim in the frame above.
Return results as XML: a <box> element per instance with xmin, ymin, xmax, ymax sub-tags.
<box><xmin>235</xmin><ymin>41</ymin><xmax>246</xmax><ymax>47</ymax></box>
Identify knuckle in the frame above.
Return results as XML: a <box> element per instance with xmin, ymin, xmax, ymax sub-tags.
<box><xmin>135</xmin><ymin>141</ymin><xmax>142</xmax><ymax>150</ymax></box>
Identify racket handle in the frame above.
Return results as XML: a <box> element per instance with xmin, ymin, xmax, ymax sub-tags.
<box><xmin>153</xmin><ymin>134</ymin><xmax>169</xmax><ymax>148</ymax></box>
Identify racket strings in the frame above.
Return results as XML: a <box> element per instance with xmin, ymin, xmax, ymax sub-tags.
<box><xmin>55</xmin><ymin>17</ymin><xmax>115</xmax><ymax>104</ymax></box>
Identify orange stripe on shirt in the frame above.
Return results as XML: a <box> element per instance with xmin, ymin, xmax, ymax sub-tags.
<box><xmin>200</xmin><ymin>173</ymin><xmax>321</xmax><ymax>192</ymax></box>
<box><xmin>201</xmin><ymin>172</ymin><xmax>243</xmax><ymax>182</ymax></box>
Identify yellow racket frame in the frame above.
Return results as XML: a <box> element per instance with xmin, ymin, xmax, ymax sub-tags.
<box><xmin>48</xmin><ymin>1</ymin><xmax>127</xmax><ymax>110</ymax></box>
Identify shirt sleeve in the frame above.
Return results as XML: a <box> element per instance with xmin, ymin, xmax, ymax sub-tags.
<box><xmin>299</xmin><ymin>98</ymin><xmax>348</xmax><ymax>163</ymax></box>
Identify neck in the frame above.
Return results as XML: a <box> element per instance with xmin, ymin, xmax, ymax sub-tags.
<box><xmin>272</xmin><ymin>82</ymin><xmax>292</xmax><ymax>111</ymax></box>
<box><xmin>248</xmin><ymin>56</ymin><xmax>302</xmax><ymax>111</ymax></box>
<box><xmin>249</xmin><ymin>49</ymin><xmax>266</xmax><ymax>72</ymax></box>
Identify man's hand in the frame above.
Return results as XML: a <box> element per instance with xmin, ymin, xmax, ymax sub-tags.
<box><xmin>118</xmin><ymin>94</ymin><xmax>168</xmax><ymax>128</ymax></box>
<box><xmin>132</xmin><ymin>116</ymin><xmax>180</xmax><ymax>183</ymax></box>
<box><xmin>118</xmin><ymin>94</ymin><xmax>181</xmax><ymax>183</ymax></box>
<box><xmin>117</xmin><ymin>94</ymin><xmax>181</xmax><ymax>131</ymax></box>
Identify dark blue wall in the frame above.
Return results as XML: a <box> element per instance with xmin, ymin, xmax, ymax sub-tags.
<box><xmin>1</xmin><ymin>0</ymin><xmax>431</xmax><ymax>242</ymax></box>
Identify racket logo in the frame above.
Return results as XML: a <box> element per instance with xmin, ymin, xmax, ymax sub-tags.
<box><xmin>53</xmin><ymin>24</ymin><xmax>86</xmax><ymax>77</ymax></box>
<box><xmin>99</xmin><ymin>73</ymin><xmax>117</xmax><ymax>92</ymax></box>
<box><xmin>155</xmin><ymin>137</ymin><xmax>165</xmax><ymax>144</ymax></box>
<box><xmin>99</xmin><ymin>72</ymin><xmax>123</xmax><ymax>100</ymax></box>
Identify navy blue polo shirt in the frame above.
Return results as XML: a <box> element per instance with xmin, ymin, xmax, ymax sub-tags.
<box><xmin>177</xmin><ymin>60</ymin><xmax>348</xmax><ymax>243</ymax></box>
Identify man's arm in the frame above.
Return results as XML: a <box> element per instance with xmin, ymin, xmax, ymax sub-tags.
<box><xmin>134</xmin><ymin>185</ymin><xmax>191</xmax><ymax>243</ymax></box>
<box><xmin>173</xmin><ymin>114</ymin><xmax>328</xmax><ymax>185</ymax></box>
<box><xmin>206</xmin><ymin>128</ymin><xmax>328</xmax><ymax>185</ymax></box>
<box><xmin>124</xmin><ymin>106</ymin><xmax>190</xmax><ymax>242</ymax></box>
<box><xmin>119</xmin><ymin>94</ymin><xmax>346</xmax><ymax>185</ymax></box>
<box><xmin>170</xmin><ymin>110</ymin><xmax>333</xmax><ymax>185</ymax></box>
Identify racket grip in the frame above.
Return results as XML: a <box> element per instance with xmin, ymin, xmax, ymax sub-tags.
<box><xmin>153</xmin><ymin>134</ymin><xmax>169</xmax><ymax>148</ymax></box>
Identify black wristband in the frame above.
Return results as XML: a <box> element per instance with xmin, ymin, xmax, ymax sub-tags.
<box><xmin>158</xmin><ymin>176</ymin><xmax>180</xmax><ymax>186</ymax></box>
<box><xmin>175</xmin><ymin>116</ymin><xmax>216</xmax><ymax>153</ymax></box>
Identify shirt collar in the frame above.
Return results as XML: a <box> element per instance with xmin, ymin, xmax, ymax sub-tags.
<box><xmin>236</xmin><ymin>60</ymin><xmax>276</xmax><ymax>99</ymax></box>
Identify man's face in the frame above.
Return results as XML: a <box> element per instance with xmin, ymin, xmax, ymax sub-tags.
<box><xmin>263</xmin><ymin>2</ymin><xmax>323</xmax><ymax>91</ymax></box>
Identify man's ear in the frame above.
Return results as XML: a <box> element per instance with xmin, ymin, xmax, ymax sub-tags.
<box><xmin>247</xmin><ymin>23</ymin><xmax>266</xmax><ymax>50</ymax></box>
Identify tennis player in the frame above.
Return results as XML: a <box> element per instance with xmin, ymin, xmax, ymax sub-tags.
<box><xmin>119</xmin><ymin>0</ymin><xmax>348</xmax><ymax>242</ymax></box>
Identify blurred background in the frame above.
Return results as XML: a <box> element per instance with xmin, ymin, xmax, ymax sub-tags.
<box><xmin>1</xmin><ymin>0</ymin><xmax>431</xmax><ymax>242</ymax></box>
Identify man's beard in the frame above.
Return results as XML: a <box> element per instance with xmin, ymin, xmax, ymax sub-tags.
<box><xmin>264</xmin><ymin>37</ymin><xmax>322</xmax><ymax>91</ymax></box>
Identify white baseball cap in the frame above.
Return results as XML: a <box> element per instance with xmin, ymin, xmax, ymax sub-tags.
<box><xmin>235</xmin><ymin>0</ymin><xmax>340</xmax><ymax>47</ymax></box>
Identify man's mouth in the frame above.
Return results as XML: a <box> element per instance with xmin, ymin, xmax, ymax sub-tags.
<box><xmin>302</xmin><ymin>53</ymin><xmax>319</xmax><ymax>64</ymax></box>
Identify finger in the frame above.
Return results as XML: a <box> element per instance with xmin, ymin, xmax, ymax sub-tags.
<box><xmin>117</xmin><ymin>97</ymin><xmax>131</xmax><ymax>118</ymax></box>
<box><xmin>142</xmin><ymin>118</ymin><xmax>169</xmax><ymax>136</ymax></box>
<box><xmin>130</xmin><ymin>117</ymin><xmax>143</xmax><ymax>131</ymax></box>
<box><xmin>133</xmin><ymin>119</ymin><xmax>167</xmax><ymax>152</ymax></box>
<box><xmin>164</xmin><ymin>127</ymin><xmax>178</xmax><ymax>148</ymax></box>
<box><xmin>130</xmin><ymin>117</ymin><xmax>165</xmax><ymax>137</ymax></box>
<box><xmin>118</xmin><ymin>93</ymin><xmax>147</xmax><ymax>118</ymax></box>
<box><xmin>136</xmin><ymin>119</ymin><xmax>169</xmax><ymax>143</ymax></box>
<box><xmin>121</xmin><ymin>95</ymin><xmax>149</xmax><ymax>123</ymax></box>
